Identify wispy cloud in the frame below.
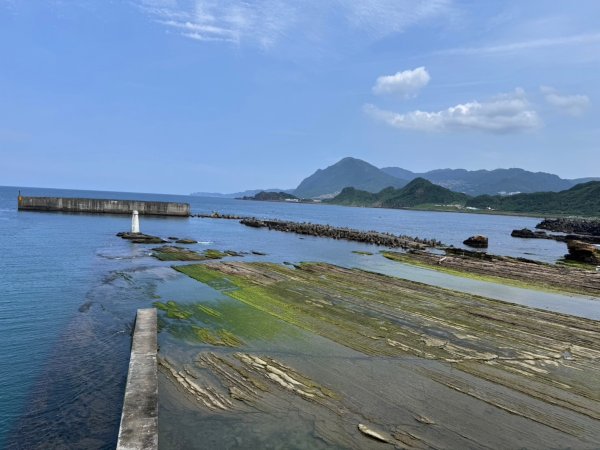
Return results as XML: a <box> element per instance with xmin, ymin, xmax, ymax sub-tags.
<box><xmin>135</xmin><ymin>0</ymin><xmax>453</xmax><ymax>48</ymax></box>
<box><xmin>373</xmin><ymin>67</ymin><xmax>430</xmax><ymax>98</ymax></box>
<box><xmin>365</xmin><ymin>89</ymin><xmax>541</xmax><ymax>134</ymax></box>
<box><xmin>438</xmin><ymin>32</ymin><xmax>600</xmax><ymax>56</ymax></box>
<box><xmin>540</xmin><ymin>86</ymin><xmax>590</xmax><ymax>116</ymax></box>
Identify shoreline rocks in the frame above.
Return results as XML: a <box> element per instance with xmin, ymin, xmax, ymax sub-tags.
<box><xmin>565</xmin><ymin>240</ymin><xmax>600</xmax><ymax>265</ymax></box>
<box><xmin>116</xmin><ymin>231</ymin><xmax>166</xmax><ymax>244</ymax></box>
<box><xmin>537</xmin><ymin>218</ymin><xmax>600</xmax><ymax>236</ymax></box>
<box><xmin>463</xmin><ymin>235</ymin><xmax>488</xmax><ymax>248</ymax></box>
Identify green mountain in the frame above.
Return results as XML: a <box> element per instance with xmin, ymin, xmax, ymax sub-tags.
<box><xmin>466</xmin><ymin>181</ymin><xmax>600</xmax><ymax>216</ymax></box>
<box><xmin>241</xmin><ymin>191</ymin><xmax>298</xmax><ymax>201</ymax></box>
<box><xmin>330</xmin><ymin>178</ymin><xmax>468</xmax><ymax>208</ymax></box>
<box><xmin>381</xmin><ymin>167</ymin><xmax>599</xmax><ymax>196</ymax></box>
<box><xmin>330</xmin><ymin>177</ymin><xmax>600</xmax><ymax>216</ymax></box>
<box><xmin>294</xmin><ymin>157</ymin><xmax>407</xmax><ymax>199</ymax></box>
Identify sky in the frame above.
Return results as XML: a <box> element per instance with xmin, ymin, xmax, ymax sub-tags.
<box><xmin>0</xmin><ymin>0</ymin><xmax>599</xmax><ymax>194</ymax></box>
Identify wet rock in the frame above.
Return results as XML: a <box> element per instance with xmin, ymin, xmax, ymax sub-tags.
<box><xmin>463</xmin><ymin>235</ymin><xmax>488</xmax><ymax>248</ymax></box>
<box><xmin>565</xmin><ymin>240</ymin><xmax>600</xmax><ymax>265</ymax></box>
<box><xmin>175</xmin><ymin>239</ymin><xmax>198</xmax><ymax>244</ymax></box>
<box><xmin>511</xmin><ymin>228</ymin><xmax>551</xmax><ymax>239</ymax></box>
<box><xmin>357</xmin><ymin>424</ymin><xmax>392</xmax><ymax>443</ymax></box>
<box><xmin>537</xmin><ymin>218</ymin><xmax>600</xmax><ymax>236</ymax></box>
<box><xmin>116</xmin><ymin>231</ymin><xmax>166</xmax><ymax>244</ymax></box>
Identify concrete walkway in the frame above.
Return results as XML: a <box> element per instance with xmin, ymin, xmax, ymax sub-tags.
<box><xmin>117</xmin><ymin>308</ymin><xmax>158</xmax><ymax>450</ymax></box>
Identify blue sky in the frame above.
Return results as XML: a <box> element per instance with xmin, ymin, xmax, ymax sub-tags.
<box><xmin>0</xmin><ymin>0</ymin><xmax>599</xmax><ymax>194</ymax></box>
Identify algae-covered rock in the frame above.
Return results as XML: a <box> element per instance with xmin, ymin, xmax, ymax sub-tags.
<box><xmin>176</xmin><ymin>239</ymin><xmax>198</xmax><ymax>244</ymax></box>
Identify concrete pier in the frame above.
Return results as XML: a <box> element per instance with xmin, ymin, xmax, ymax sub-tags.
<box><xmin>117</xmin><ymin>308</ymin><xmax>158</xmax><ymax>450</ymax></box>
<box><xmin>17</xmin><ymin>196</ymin><xmax>190</xmax><ymax>216</ymax></box>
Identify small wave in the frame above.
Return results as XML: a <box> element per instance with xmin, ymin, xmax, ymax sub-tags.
<box><xmin>198</xmin><ymin>241</ymin><xmax>213</xmax><ymax>245</ymax></box>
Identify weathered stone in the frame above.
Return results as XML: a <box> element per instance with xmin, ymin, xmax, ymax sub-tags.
<box><xmin>511</xmin><ymin>228</ymin><xmax>551</xmax><ymax>239</ymax></box>
<box><xmin>537</xmin><ymin>218</ymin><xmax>600</xmax><ymax>236</ymax></box>
<box><xmin>463</xmin><ymin>235</ymin><xmax>488</xmax><ymax>248</ymax></box>
<box><xmin>565</xmin><ymin>240</ymin><xmax>600</xmax><ymax>265</ymax></box>
<box><xmin>117</xmin><ymin>232</ymin><xmax>167</xmax><ymax>244</ymax></box>
<box><xmin>175</xmin><ymin>239</ymin><xmax>198</xmax><ymax>244</ymax></box>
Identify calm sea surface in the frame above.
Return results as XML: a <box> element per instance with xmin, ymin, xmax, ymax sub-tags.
<box><xmin>0</xmin><ymin>185</ymin><xmax>596</xmax><ymax>448</ymax></box>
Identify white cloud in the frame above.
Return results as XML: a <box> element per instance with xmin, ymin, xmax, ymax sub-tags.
<box><xmin>135</xmin><ymin>0</ymin><xmax>453</xmax><ymax>48</ymax></box>
<box><xmin>540</xmin><ymin>86</ymin><xmax>590</xmax><ymax>116</ymax></box>
<box><xmin>372</xmin><ymin>67</ymin><xmax>430</xmax><ymax>98</ymax></box>
<box><xmin>438</xmin><ymin>32</ymin><xmax>600</xmax><ymax>56</ymax></box>
<box><xmin>365</xmin><ymin>89</ymin><xmax>541</xmax><ymax>133</ymax></box>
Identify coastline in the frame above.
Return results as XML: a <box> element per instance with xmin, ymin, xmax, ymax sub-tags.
<box><xmin>236</xmin><ymin>197</ymin><xmax>600</xmax><ymax>220</ymax></box>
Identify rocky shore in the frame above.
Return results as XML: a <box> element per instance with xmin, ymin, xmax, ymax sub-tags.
<box><xmin>383</xmin><ymin>249</ymin><xmax>600</xmax><ymax>296</ymax></box>
<box><xmin>167</xmin><ymin>260</ymin><xmax>600</xmax><ymax>448</ymax></box>
<box><xmin>511</xmin><ymin>228</ymin><xmax>600</xmax><ymax>244</ymax></box>
<box><xmin>537</xmin><ymin>218</ymin><xmax>600</xmax><ymax>236</ymax></box>
<box><xmin>240</xmin><ymin>217</ymin><xmax>442</xmax><ymax>250</ymax></box>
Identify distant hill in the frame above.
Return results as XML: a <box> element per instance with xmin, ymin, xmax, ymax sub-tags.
<box><xmin>241</xmin><ymin>191</ymin><xmax>298</xmax><ymax>201</ymax></box>
<box><xmin>329</xmin><ymin>177</ymin><xmax>600</xmax><ymax>216</ymax></box>
<box><xmin>330</xmin><ymin>178</ymin><xmax>468</xmax><ymax>208</ymax></box>
<box><xmin>294</xmin><ymin>157</ymin><xmax>407</xmax><ymax>199</ymax></box>
<box><xmin>191</xmin><ymin>188</ymin><xmax>294</xmax><ymax>198</ymax></box>
<box><xmin>466</xmin><ymin>181</ymin><xmax>600</xmax><ymax>216</ymax></box>
<box><xmin>381</xmin><ymin>167</ymin><xmax>599</xmax><ymax>196</ymax></box>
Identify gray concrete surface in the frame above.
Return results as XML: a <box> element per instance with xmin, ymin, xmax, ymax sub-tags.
<box><xmin>117</xmin><ymin>308</ymin><xmax>158</xmax><ymax>450</ymax></box>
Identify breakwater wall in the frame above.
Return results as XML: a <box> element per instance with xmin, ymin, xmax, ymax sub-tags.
<box><xmin>18</xmin><ymin>196</ymin><xmax>190</xmax><ymax>216</ymax></box>
<box><xmin>117</xmin><ymin>308</ymin><xmax>158</xmax><ymax>450</ymax></box>
<box><xmin>240</xmin><ymin>217</ymin><xmax>442</xmax><ymax>249</ymax></box>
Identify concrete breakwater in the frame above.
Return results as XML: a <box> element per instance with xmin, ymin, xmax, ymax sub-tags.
<box><xmin>117</xmin><ymin>308</ymin><xmax>158</xmax><ymax>450</ymax></box>
<box><xmin>18</xmin><ymin>196</ymin><xmax>190</xmax><ymax>216</ymax></box>
<box><xmin>240</xmin><ymin>217</ymin><xmax>442</xmax><ymax>249</ymax></box>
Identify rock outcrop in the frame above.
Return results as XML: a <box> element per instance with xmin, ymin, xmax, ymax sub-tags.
<box><xmin>537</xmin><ymin>218</ymin><xmax>600</xmax><ymax>236</ymax></box>
<box><xmin>565</xmin><ymin>240</ymin><xmax>600</xmax><ymax>265</ymax></box>
<box><xmin>463</xmin><ymin>235</ymin><xmax>488</xmax><ymax>248</ymax></box>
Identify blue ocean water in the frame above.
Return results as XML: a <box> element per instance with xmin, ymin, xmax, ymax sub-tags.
<box><xmin>0</xmin><ymin>185</ymin><xmax>584</xmax><ymax>448</ymax></box>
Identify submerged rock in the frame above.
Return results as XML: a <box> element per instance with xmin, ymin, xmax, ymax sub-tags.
<box><xmin>463</xmin><ymin>235</ymin><xmax>488</xmax><ymax>248</ymax></box>
<box><xmin>175</xmin><ymin>239</ymin><xmax>198</xmax><ymax>244</ymax></box>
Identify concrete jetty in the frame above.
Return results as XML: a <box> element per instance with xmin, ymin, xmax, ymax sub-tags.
<box><xmin>17</xmin><ymin>195</ymin><xmax>190</xmax><ymax>216</ymax></box>
<box><xmin>117</xmin><ymin>308</ymin><xmax>158</xmax><ymax>450</ymax></box>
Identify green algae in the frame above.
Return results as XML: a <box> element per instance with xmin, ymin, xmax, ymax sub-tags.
<box><xmin>192</xmin><ymin>327</ymin><xmax>244</xmax><ymax>347</ymax></box>
<box><xmin>173</xmin><ymin>261</ymin><xmax>600</xmax><ymax>394</ymax></box>
<box><xmin>154</xmin><ymin>300</ymin><xmax>193</xmax><ymax>320</ymax></box>
<box><xmin>352</xmin><ymin>250</ymin><xmax>373</xmax><ymax>256</ymax></box>
<box><xmin>197</xmin><ymin>304</ymin><xmax>221</xmax><ymax>318</ymax></box>
<box><xmin>152</xmin><ymin>246</ymin><xmax>244</xmax><ymax>262</ymax></box>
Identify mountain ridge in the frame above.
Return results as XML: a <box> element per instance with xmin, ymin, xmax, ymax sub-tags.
<box><xmin>293</xmin><ymin>157</ymin><xmax>408</xmax><ymax>199</ymax></box>
<box><xmin>328</xmin><ymin>177</ymin><xmax>600</xmax><ymax>216</ymax></box>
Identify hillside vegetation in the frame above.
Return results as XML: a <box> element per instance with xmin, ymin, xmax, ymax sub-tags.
<box><xmin>466</xmin><ymin>181</ymin><xmax>600</xmax><ymax>216</ymax></box>
<box><xmin>330</xmin><ymin>178</ymin><xmax>600</xmax><ymax>216</ymax></box>
<box><xmin>330</xmin><ymin>178</ymin><xmax>468</xmax><ymax>208</ymax></box>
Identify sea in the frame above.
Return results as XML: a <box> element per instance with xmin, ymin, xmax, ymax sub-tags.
<box><xmin>0</xmin><ymin>185</ymin><xmax>597</xmax><ymax>449</ymax></box>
